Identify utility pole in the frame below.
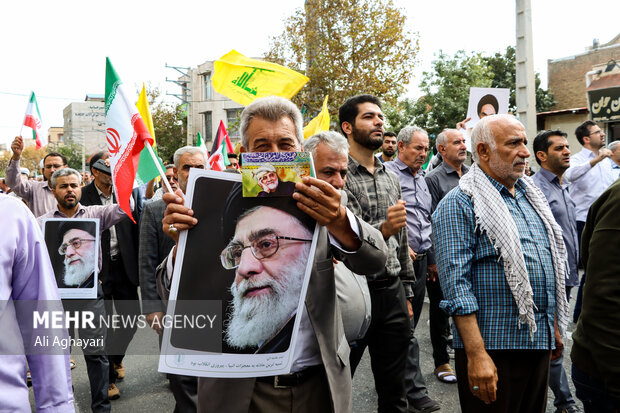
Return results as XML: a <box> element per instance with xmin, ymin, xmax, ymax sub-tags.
<box><xmin>165</xmin><ymin>64</ymin><xmax>192</xmax><ymax>145</ymax></box>
<box><xmin>515</xmin><ymin>0</ymin><xmax>537</xmax><ymax>153</ymax></box>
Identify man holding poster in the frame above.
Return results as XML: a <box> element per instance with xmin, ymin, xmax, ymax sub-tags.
<box><xmin>160</xmin><ymin>96</ymin><xmax>388</xmax><ymax>413</ymax></box>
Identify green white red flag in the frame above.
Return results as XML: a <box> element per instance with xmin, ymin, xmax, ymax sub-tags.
<box><xmin>23</xmin><ymin>92</ymin><xmax>46</xmax><ymax>149</ymax></box>
<box><xmin>104</xmin><ymin>58</ymin><xmax>153</xmax><ymax>223</ymax></box>
<box><xmin>196</xmin><ymin>131</ymin><xmax>209</xmax><ymax>157</ymax></box>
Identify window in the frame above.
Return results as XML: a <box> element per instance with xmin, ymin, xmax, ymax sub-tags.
<box><xmin>203</xmin><ymin>72</ymin><xmax>212</xmax><ymax>100</ymax></box>
<box><xmin>226</xmin><ymin>109</ymin><xmax>243</xmax><ymax>137</ymax></box>
<box><xmin>203</xmin><ymin>112</ymin><xmax>212</xmax><ymax>142</ymax></box>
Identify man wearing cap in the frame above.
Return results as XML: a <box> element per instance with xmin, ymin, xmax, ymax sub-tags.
<box><xmin>81</xmin><ymin>151</ymin><xmax>141</xmax><ymax>399</ymax></box>
<box><xmin>38</xmin><ymin>167</ymin><xmax>131</xmax><ymax>413</ymax></box>
<box><xmin>6</xmin><ymin>135</ymin><xmax>67</xmax><ymax>216</ymax></box>
<box><xmin>254</xmin><ymin>164</ymin><xmax>296</xmax><ymax>197</ymax></box>
<box><xmin>160</xmin><ymin>96</ymin><xmax>387</xmax><ymax>413</ymax></box>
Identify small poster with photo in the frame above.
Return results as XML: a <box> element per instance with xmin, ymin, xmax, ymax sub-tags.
<box><xmin>158</xmin><ymin>168</ymin><xmax>318</xmax><ymax>378</ymax></box>
<box><xmin>463</xmin><ymin>87</ymin><xmax>510</xmax><ymax>151</ymax></box>
<box><xmin>241</xmin><ymin>151</ymin><xmax>315</xmax><ymax>198</ymax></box>
<box><xmin>42</xmin><ymin>218</ymin><xmax>100</xmax><ymax>299</ymax></box>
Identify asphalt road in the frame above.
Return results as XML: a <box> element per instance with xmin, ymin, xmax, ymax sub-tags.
<box><xmin>30</xmin><ymin>296</ymin><xmax>583</xmax><ymax>412</ymax></box>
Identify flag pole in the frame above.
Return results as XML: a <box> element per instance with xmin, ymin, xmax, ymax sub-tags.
<box><xmin>144</xmin><ymin>141</ymin><xmax>174</xmax><ymax>194</ymax></box>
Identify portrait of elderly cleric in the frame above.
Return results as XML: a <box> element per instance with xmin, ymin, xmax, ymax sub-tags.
<box><xmin>254</xmin><ymin>163</ymin><xmax>296</xmax><ymax>197</ymax></box>
<box><xmin>167</xmin><ymin>172</ymin><xmax>315</xmax><ymax>355</ymax></box>
<box><xmin>42</xmin><ymin>218</ymin><xmax>99</xmax><ymax>297</ymax></box>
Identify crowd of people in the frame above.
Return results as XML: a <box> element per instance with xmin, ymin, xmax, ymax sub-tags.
<box><xmin>2</xmin><ymin>94</ymin><xmax>619</xmax><ymax>413</ymax></box>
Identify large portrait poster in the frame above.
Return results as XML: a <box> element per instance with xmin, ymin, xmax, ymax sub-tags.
<box><xmin>464</xmin><ymin>87</ymin><xmax>510</xmax><ymax>151</ymax></box>
<box><xmin>159</xmin><ymin>169</ymin><xmax>318</xmax><ymax>378</ymax></box>
<box><xmin>42</xmin><ymin>218</ymin><xmax>99</xmax><ymax>299</ymax></box>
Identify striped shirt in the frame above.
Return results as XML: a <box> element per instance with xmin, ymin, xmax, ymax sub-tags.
<box><xmin>344</xmin><ymin>155</ymin><xmax>415</xmax><ymax>295</ymax></box>
<box><xmin>433</xmin><ymin>175</ymin><xmax>556</xmax><ymax>350</ymax></box>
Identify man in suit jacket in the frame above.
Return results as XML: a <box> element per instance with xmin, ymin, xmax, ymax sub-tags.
<box><xmin>159</xmin><ymin>96</ymin><xmax>388</xmax><ymax>413</ymax></box>
<box><xmin>139</xmin><ymin>146</ymin><xmax>207</xmax><ymax>413</ymax></box>
<box><xmin>81</xmin><ymin>153</ymin><xmax>140</xmax><ymax>399</ymax></box>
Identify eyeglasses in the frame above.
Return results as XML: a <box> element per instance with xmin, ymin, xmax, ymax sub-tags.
<box><xmin>220</xmin><ymin>234</ymin><xmax>312</xmax><ymax>269</ymax></box>
<box><xmin>589</xmin><ymin>130</ymin><xmax>604</xmax><ymax>136</ymax></box>
<box><xmin>59</xmin><ymin>238</ymin><xmax>95</xmax><ymax>255</ymax></box>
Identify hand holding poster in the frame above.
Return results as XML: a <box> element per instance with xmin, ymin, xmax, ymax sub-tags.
<box><xmin>159</xmin><ymin>169</ymin><xmax>317</xmax><ymax>378</ymax></box>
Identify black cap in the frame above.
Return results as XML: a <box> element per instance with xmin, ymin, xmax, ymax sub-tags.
<box><xmin>221</xmin><ymin>183</ymin><xmax>314</xmax><ymax>243</ymax></box>
<box><xmin>92</xmin><ymin>159</ymin><xmax>111</xmax><ymax>175</ymax></box>
<box><xmin>57</xmin><ymin>220</ymin><xmax>97</xmax><ymax>244</ymax></box>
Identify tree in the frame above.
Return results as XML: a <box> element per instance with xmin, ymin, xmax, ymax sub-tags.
<box><xmin>385</xmin><ymin>47</ymin><xmax>555</xmax><ymax>138</ymax></box>
<box><xmin>266</xmin><ymin>0</ymin><xmax>419</xmax><ymax>119</ymax></box>
<box><xmin>56</xmin><ymin>142</ymin><xmax>84</xmax><ymax>170</ymax></box>
<box><xmin>141</xmin><ymin>86</ymin><xmax>185</xmax><ymax>164</ymax></box>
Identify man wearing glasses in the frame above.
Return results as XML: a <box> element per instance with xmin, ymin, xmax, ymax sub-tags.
<box><xmin>564</xmin><ymin>120</ymin><xmax>616</xmax><ymax>322</ymax></box>
<box><xmin>37</xmin><ymin>167</ymin><xmax>131</xmax><ymax>412</ymax></box>
<box><xmin>58</xmin><ymin>222</ymin><xmax>97</xmax><ymax>288</ymax></box>
<box><xmin>220</xmin><ymin>200</ymin><xmax>314</xmax><ymax>353</ymax></box>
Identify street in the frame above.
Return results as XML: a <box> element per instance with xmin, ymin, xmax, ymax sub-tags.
<box><xmin>31</xmin><ymin>296</ymin><xmax>582</xmax><ymax>412</ymax></box>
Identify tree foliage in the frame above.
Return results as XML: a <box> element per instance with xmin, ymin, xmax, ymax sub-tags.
<box><xmin>266</xmin><ymin>0</ymin><xmax>419</xmax><ymax>119</ymax></box>
<box><xmin>0</xmin><ymin>146</ymin><xmax>47</xmax><ymax>177</ymax></box>
<box><xmin>385</xmin><ymin>46</ymin><xmax>555</xmax><ymax>138</ymax></box>
<box><xmin>142</xmin><ymin>86</ymin><xmax>185</xmax><ymax>164</ymax></box>
<box><xmin>56</xmin><ymin>142</ymin><xmax>84</xmax><ymax>170</ymax></box>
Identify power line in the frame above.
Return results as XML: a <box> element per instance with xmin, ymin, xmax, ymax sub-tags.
<box><xmin>0</xmin><ymin>91</ymin><xmax>81</xmax><ymax>101</ymax></box>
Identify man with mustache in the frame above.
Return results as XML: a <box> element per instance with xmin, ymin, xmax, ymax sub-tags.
<box><xmin>160</xmin><ymin>96</ymin><xmax>387</xmax><ymax>413</ymax></box>
<box><xmin>59</xmin><ymin>222</ymin><xmax>97</xmax><ymax>288</ymax></box>
<box><xmin>532</xmin><ymin>130</ymin><xmax>581</xmax><ymax>413</ymax></box>
<box><xmin>38</xmin><ymin>168</ymin><xmax>131</xmax><ymax>412</ymax></box>
<box><xmin>424</xmin><ymin>128</ymin><xmax>469</xmax><ymax>386</ymax></box>
<box><xmin>254</xmin><ymin>164</ymin><xmax>296</xmax><ymax>197</ymax></box>
<box><xmin>433</xmin><ymin>115</ymin><xmax>570</xmax><ymax>412</ymax></box>
<box><xmin>384</xmin><ymin>126</ymin><xmax>441</xmax><ymax>412</ymax></box>
<box><xmin>376</xmin><ymin>131</ymin><xmax>397</xmax><ymax>163</ymax></box>
<box><xmin>221</xmin><ymin>202</ymin><xmax>314</xmax><ymax>352</ymax></box>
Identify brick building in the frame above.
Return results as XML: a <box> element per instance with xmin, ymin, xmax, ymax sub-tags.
<box><xmin>540</xmin><ymin>34</ymin><xmax>620</xmax><ymax>144</ymax></box>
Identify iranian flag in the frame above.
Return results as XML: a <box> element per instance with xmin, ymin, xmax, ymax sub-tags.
<box><xmin>105</xmin><ymin>58</ymin><xmax>153</xmax><ymax>223</ymax></box>
<box><xmin>24</xmin><ymin>92</ymin><xmax>46</xmax><ymax>149</ymax></box>
<box><xmin>208</xmin><ymin>142</ymin><xmax>228</xmax><ymax>171</ymax></box>
<box><xmin>196</xmin><ymin>131</ymin><xmax>209</xmax><ymax>157</ymax></box>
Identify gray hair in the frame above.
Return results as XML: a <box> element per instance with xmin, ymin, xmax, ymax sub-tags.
<box><xmin>436</xmin><ymin>128</ymin><xmax>459</xmax><ymax>147</ymax></box>
<box><xmin>470</xmin><ymin>114</ymin><xmax>518</xmax><ymax>162</ymax></box>
<box><xmin>173</xmin><ymin>146</ymin><xmax>207</xmax><ymax>168</ymax></box>
<box><xmin>608</xmin><ymin>140</ymin><xmax>620</xmax><ymax>152</ymax></box>
<box><xmin>304</xmin><ymin>131</ymin><xmax>349</xmax><ymax>158</ymax></box>
<box><xmin>240</xmin><ymin>96</ymin><xmax>303</xmax><ymax>149</ymax></box>
<box><xmin>397</xmin><ymin>125</ymin><xmax>428</xmax><ymax>146</ymax></box>
<box><xmin>50</xmin><ymin>168</ymin><xmax>82</xmax><ymax>188</ymax></box>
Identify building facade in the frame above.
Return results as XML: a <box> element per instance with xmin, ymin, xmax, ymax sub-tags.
<box><xmin>62</xmin><ymin>95</ymin><xmax>106</xmax><ymax>155</ymax></box>
<box><xmin>542</xmin><ymin>34</ymin><xmax>620</xmax><ymax>143</ymax></box>
<box><xmin>180</xmin><ymin>60</ymin><xmax>245</xmax><ymax>148</ymax></box>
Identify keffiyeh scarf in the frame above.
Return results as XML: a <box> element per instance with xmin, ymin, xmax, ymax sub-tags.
<box><xmin>459</xmin><ymin>163</ymin><xmax>570</xmax><ymax>339</ymax></box>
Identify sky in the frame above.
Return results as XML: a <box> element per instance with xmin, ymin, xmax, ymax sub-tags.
<box><xmin>0</xmin><ymin>0</ymin><xmax>618</xmax><ymax>148</ymax></box>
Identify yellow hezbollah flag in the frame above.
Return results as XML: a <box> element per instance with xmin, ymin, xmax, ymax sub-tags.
<box><xmin>303</xmin><ymin>96</ymin><xmax>330</xmax><ymax>139</ymax></box>
<box><xmin>135</xmin><ymin>83</ymin><xmax>164</xmax><ymax>185</ymax></box>
<box><xmin>212</xmin><ymin>50</ymin><xmax>309</xmax><ymax>106</ymax></box>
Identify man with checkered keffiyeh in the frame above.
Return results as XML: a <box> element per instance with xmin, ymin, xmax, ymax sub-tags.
<box><xmin>433</xmin><ymin>114</ymin><xmax>570</xmax><ymax>413</ymax></box>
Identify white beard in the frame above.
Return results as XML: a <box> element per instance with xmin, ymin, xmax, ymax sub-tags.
<box><xmin>63</xmin><ymin>247</ymin><xmax>96</xmax><ymax>287</ymax></box>
<box><xmin>225</xmin><ymin>245</ymin><xmax>310</xmax><ymax>350</ymax></box>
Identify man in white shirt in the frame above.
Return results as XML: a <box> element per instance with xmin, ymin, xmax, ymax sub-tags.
<box><xmin>563</xmin><ymin>120</ymin><xmax>616</xmax><ymax>322</ymax></box>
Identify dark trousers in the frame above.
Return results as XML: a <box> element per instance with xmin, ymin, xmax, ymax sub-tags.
<box><xmin>64</xmin><ymin>285</ymin><xmax>110</xmax><ymax>413</ymax></box>
<box><xmin>426</xmin><ymin>276</ymin><xmax>450</xmax><ymax>368</ymax></box>
<box><xmin>455</xmin><ymin>348</ymin><xmax>550</xmax><ymax>413</ymax></box>
<box><xmin>405</xmin><ymin>257</ymin><xmax>431</xmax><ymax>402</ymax></box>
<box><xmin>350</xmin><ymin>277</ymin><xmax>410</xmax><ymax>413</ymax></box>
<box><xmin>103</xmin><ymin>257</ymin><xmax>140</xmax><ymax>383</ymax></box>
<box><xmin>573</xmin><ymin>220</ymin><xmax>586</xmax><ymax>322</ymax></box>
<box><xmin>572</xmin><ymin>363</ymin><xmax>620</xmax><ymax>413</ymax></box>
<box><xmin>158</xmin><ymin>331</ymin><xmax>198</xmax><ymax>412</ymax></box>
